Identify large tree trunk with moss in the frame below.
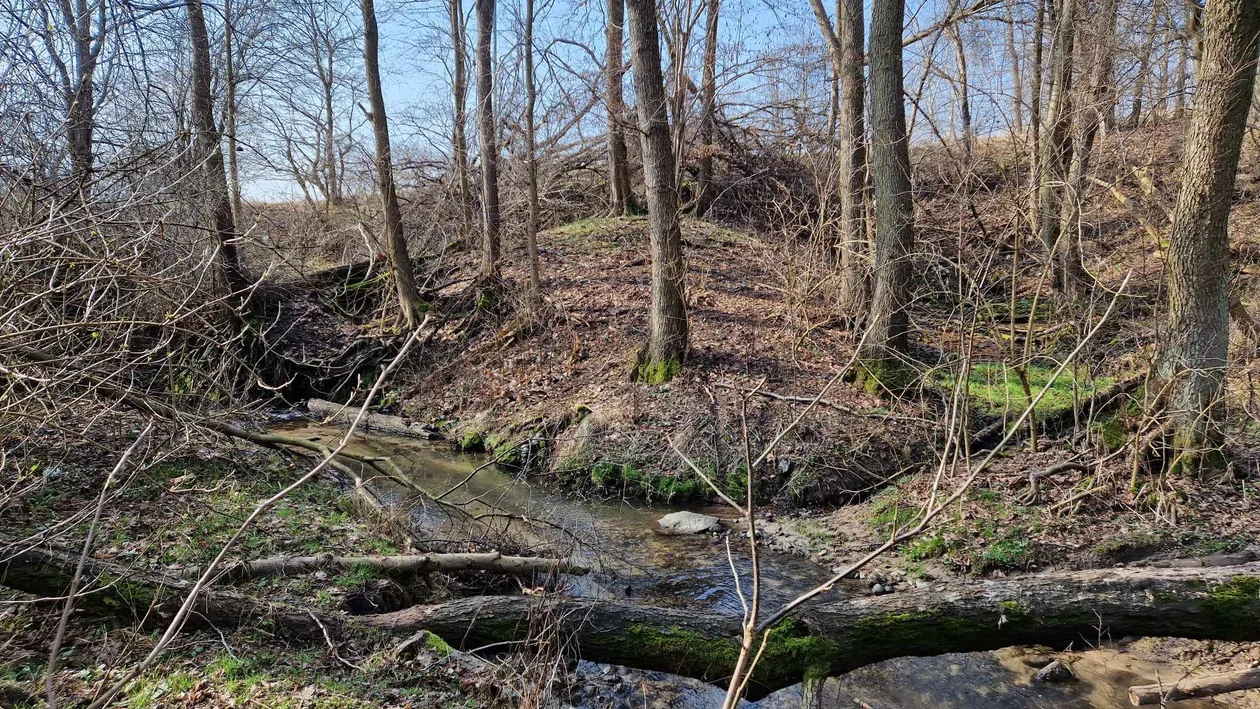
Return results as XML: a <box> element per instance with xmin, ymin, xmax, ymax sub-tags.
<box><xmin>5</xmin><ymin>542</ymin><xmax>1259</xmax><ymax>699</ymax></box>
<box><xmin>1156</xmin><ymin>0</ymin><xmax>1260</xmax><ymax>473</ymax></box>
<box><xmin>358</xmin><ymin>563</ymin><xmax>1260</xmax><ymax>698</ymax></box>
<box><xmin>626</xmin><ymin>0</ymin><xmax>688</xmax><ymax>382</ymax></box>
<box><xmin>859</xmin><ymin>0</ymin><xmax>914</xmax><ymax>388</ymax></box>
<box><xmin>361</xmin><ymin>0</ymin><xmax>425</xmax><ymax>327</ymax></box>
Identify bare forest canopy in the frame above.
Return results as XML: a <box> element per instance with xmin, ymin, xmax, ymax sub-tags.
<box><xmin>4</xmin><ymin>0</ymin><xmax>1260</xmax><ymax>706</ymax></box>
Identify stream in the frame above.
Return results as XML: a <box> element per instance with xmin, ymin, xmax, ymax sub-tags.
<box><xmin>287</xmin><ymin>423</ymin><xmax>1229</xmax><ymax>709</ymax></box>
<box><xmin>286</xmin><ymin>422</ymin><xmax>840</xmax><ymax>613</ymax></box>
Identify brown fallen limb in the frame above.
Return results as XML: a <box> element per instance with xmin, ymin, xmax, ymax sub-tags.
<box><xmin>1128</xmin><ymin>667</ymin><xmax>1260</xmax><ymax>705</ymax></box>
<box><xmin>306</xmin><ymin>398</ymin><xmax>440</xmax><ymax>439</ymax></box>
<box><xmin>186</xmin><ymin>552</ymin><xmax>590</xmax><ymax>581</ymax></box>
<box><xmin>6</xmin><ymin>541</ymin><xmax>1260</xmax><ymax>698</ymax></box>
<box><xmin>1019</xmin><ymin>460</ymin><xmax>1091</xmax><ymax>503</ymax></box>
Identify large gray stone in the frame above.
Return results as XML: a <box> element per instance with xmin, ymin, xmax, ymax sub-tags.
<box><xmin>656</xmin><ymin>511</ymin><xmax>722</xmax><ymax>535</ymax></box>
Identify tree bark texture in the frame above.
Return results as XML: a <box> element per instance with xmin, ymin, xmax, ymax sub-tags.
<box><xmin>476</xmin><ymin>0</ymin><xmax>501</xmax><ymax>277</ymax></box>
<box><xmin>361</xmin><ymin>0</ymin><xmax>424</xmax><ymax>327</ymax></box>
<box><xmin>523</xmin><ymin>0</ymin><xmax>542</xmax><ymax>305</ymax></box>
<box><xmin>450</xmin><ymin>0</ymin><xmax>472</xmax><ymax>231</ymax></box>
<box><xmin>838</xmin><ymin>0</ymin><xmax>869</xmax><ymax>317</ymax></box>
<box><xmin>185</xmin><ymin>0</ymin><xmax>250</xmax><ymax>299</ymax></box>
<box><xmin>626</xmin><ymin>0</ymin><xmax>688</xmax><ymax>382</ymax></box>
<box><xmin>1157</xmin><ymin>0</ymin><xmax>1260</xmax><ymax>470</ymax></box>
<box><xmin>860</xmin><ymin>0</ymin><xmax>914</xmax><ymax>379</ymax></box>
<box><xmin>694</xmin><ymin>0</ymin><xmax>719</xmax><ymax>218</ymax></box>
<box><xmin>1036</xmin><ymin>0</ymin><xmax>1085</xmax><ymax>298</ymax></box>
<box><xmin>605</xmin><ymin>0</ymin><xmax>635</xmax><ymax>216</ymax></box>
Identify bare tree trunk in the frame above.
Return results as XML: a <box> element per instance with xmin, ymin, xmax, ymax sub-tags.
<box><xmin>523</xmin><ymin>0</ymin><xmax>542</xmax><ymax>306</ymax></box>
<box><xmin>450</xmin><ymin>0</ymin><xmax>472</xmax><ymax>232</ymax></box>
<box><xmin>860</xmin><ymin>0</ymin><xmax>914</xmax><ymax>388</ymax></box>
<box><xmin>605</xmin><ymin>0</ymin><xmax>635</xmax><ymax>216</ymax></box>
<box><xmin>1027</xmin><ymin>0</ymin><xmax>1046</xmax><ymax>236</ymax></box>
<box><xmin>809</xmin><ymin>0</ymin><xmax>869</xmax><ymax>318</ymax></box>
<box><xmin>224</xmin><ymin>0</ymin><xmax>244</xmax><ymax>223</ymax></box>
<box><xmin>185</xmin><ymin>0</ymin><xmax>249</xmax><ymax>299</ymax></box>
<box><xmin>838</xmin><ymin>0</ymin><xmax>869</xmax><ymax>317</ymax></box>
<box><xmin>1157</xmin><ymin>0</ymin><xmax>1260</xmax><ymax>473</ymax></box>
<box><xmin>626</xmin><ymin>0</ymin><xmax>688</xmax><ymax>383</ymax></box>
<box><xmin>947</xmin><ymin>11</ymin><xmax>974</xmax><ymax>164</ymax></box>
<box><xmin>360</xmin><ymin>0</ymin><xmax>424</xmax><ymax>326</ymax></box>
<box><xmin>1176</xmin><ymin>0</ymin><xmax>1191</xmax><ymax>115</ymax></box>
<box><xmin>1056</xmin><ymin>0</ymin><xmax>1118</xmax><ymax>300</ymax></box>
<box><xmin>318</xmin><ymin>48</ymin><xmax>339</xmax><ymax>211</ymax></box>
<box><xmin>59</xmin><ymin>0</ymin><xmax>104</xmax><ymax>196</ymax></box>
<box><xmin>1185</xmin><ymin>0</ymin><xmax>1204</xmax><ymax>77</ymax></box>
<box><xmin>694</xmin><ymin>0</ymin><xmax>719</xmax><ymax>217</ymax></box>
<box><xmin>476</xmin><ymin>0</ymin><xmax>501</xmax><ymax>277</ymax></box>
<box><xmin>1005</xmin><ymin>1</ymin><xmax>1025</xmax><ymax>134</ymax></box>
<box><xmin>1037</xmin><ymin>0</ymin><xmax>1084</xmax><ymax>299</ymax></box>
<box><xmin>1130</xmin><ymin>1</ymin><xmax>1163</xmax><ymax>127</ymax></box>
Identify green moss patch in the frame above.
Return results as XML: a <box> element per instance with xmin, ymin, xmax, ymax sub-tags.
<box><xmin>625</xmin><ymin>618</ymin><xmax>842</xmax><ymax>690</ymax></box>
<box><xmin>940</xmin><ymin>361</ymin><xmax>1113</xmax><ymax>418</ymax></box>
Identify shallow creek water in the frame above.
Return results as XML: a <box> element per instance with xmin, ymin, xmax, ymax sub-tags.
<box><xmin>285</xmin><ymin>422</ymin><xmax>839</xmax><ymax>614</ymax></box>
<box><xmin>286</xmin><ymin>423</ymin><xmax>1229</xmax><ymax>708</ymax></box>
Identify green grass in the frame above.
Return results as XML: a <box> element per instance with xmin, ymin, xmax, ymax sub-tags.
<box><xmin>867</xmin><ymin>487</ymin><xmax>924</xmax><ymax>536</ymax></box>
<box><xmin>942</xmin><ymin>361</ymin><xmax>1113</xmax><ymax>418</ymax></box>
<box><xmin>905</xmin><ymin>534</ymin><xmax>949</xmax><ymax>561</ymax></box>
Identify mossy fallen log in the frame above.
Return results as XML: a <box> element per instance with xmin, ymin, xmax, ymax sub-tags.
<box><xmin>4</xmin><ymin>541</ymin><xmax>1258</xmax><ymax>698</ymax></box>
<box><xmin>360</xmin><ymin>562</ymin><xmax>1260</xmax><ymax>696</ymax></box>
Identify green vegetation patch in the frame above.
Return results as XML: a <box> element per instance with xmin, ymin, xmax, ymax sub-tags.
<box><xmin>941</xmin><ymin>361</ymin><xmax>1113</xmax><ymax>418</ymax></box>
<box><xmin>548</xmin><ymin>216</ymin><xmax>645</xmax><ymax>250</ymax></box>
<box><xmin>867</xmin><ymin>487</ymin><xmax>924</xmax><ymax>536</ymax></box>
<box><xmin>573</xmin><ymin>460</ymin><xmax>704</xmax><ymax>502</ymax></box>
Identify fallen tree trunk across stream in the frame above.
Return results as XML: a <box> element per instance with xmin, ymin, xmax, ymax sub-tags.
<box><xmin>182</xmin><ymin>552</ymin><xmax>590</xmax><ymax>581</ymax></box>
<box><xmin>4</xmin><ymin>542</ymin><xmax>1259</xmax><ymax>695</ymax></box>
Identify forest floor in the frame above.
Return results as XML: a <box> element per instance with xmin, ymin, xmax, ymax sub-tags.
<box><xmin>0</xmin><ymin>440</ymin><xmax>503</xmax><ymax>708</ymax></box>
